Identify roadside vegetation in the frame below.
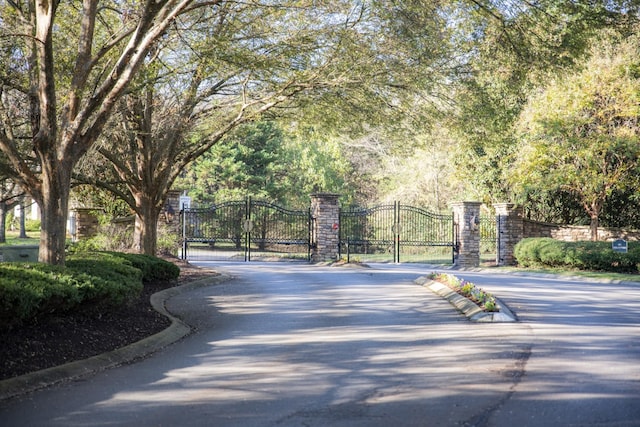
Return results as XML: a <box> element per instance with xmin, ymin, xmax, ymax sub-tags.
<box><xmin>514</xmin><ymin>238</ymin><xmax>640</xmax><ymax>274</ymax></box>
<box><xmin>0</xmin><ymin>251</ymin><xmax>179</xmax><ymax>331</ymax></box>
<box><xmin>427</xmin><ymin>273</ymin><xmax>498</xmax><ymax>312</ymax></box>
<box><xmin>514</xmin><ymin>238</ymin><xmax>640</xmax><ymax>277</ymax></box>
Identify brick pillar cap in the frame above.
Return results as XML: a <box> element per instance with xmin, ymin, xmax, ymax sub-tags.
<box><xmin>310</xmin><ymin>193</ymin><xmax>341</xmax><ymax>199</ymax></box>
<box><xmin>449</xmin><ymin>201</ymin><xmax>483</xmax><ymax>207</ymax></box>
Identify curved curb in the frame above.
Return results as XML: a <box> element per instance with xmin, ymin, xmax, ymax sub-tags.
<box><xmin>0</xmin><ymin>273</ymin><xmax>231</xmax><ymax>402</ymax></box>
<box><xmin>414</xmin><ymin>276</ymin><xmax>517</xmax><ymax>323</ymax></box>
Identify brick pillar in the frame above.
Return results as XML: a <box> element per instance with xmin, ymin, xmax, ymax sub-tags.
<box><xmin>71</xmin><ymin>208</ymin><xmax>102</xmax><ymax>241</ymax></box>
<box><xmin>450</xmin><ymin>201</ymin><xmax>482</xmax><ymax>268</ymax></box>
<box><xmin>494</xmin><ymin>203</ymin><xmax>524</xmax><ymax>266</ymax></box>
<box><xmin>163</xmin><ymin>189</ymin><xmax>182</xmax><ymax>223</ymax></box>
<box><xmin>310</xmin><ymin>193</ymin><xmax>340</xmax><ymax>262</ymax></box>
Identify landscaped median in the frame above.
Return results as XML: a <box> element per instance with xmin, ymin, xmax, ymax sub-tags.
<box><xmin>414</xmin><ymin>273</ymin><xmax>517</xmax><ymax>322</ymax></box>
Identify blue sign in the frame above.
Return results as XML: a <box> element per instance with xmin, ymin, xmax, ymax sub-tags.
<box><xmin>612</xmin><ymin>239</ymin><xmax>628</xmax><ymax>253</ymax></box>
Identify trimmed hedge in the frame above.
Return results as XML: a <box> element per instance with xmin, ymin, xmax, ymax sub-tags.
<box><xmin>0</xmin><ymin>251</ymin><xmax>180</xmax><ymax>330</ymax></box>
<box><xmin>514</xmin><ymin>238</ymin><xmax>640</xmax><ymax>273</ymax></box>
<box><xmin>104</xmin><ymin>252</ymin><xmax>180</xmax><ymax>282</ymax></box>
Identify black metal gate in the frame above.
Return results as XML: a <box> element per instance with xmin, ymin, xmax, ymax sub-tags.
<box><xmin>339</xmin><ymin>202</ymin><xmax>456</xmax><ymax>264</ymax></box>
<box><xmin>180</xmin><ymin>198</ymin><xmax>311</xmax><ymax>261</ymax></box>
<box><xmin>479</xmin><ymin>215</ymin><xmax>500</xmax><ymax>265</ymax></box>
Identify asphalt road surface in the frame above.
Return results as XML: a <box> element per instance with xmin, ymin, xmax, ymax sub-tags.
<box><xmin>1</xmin><ymin>262</ymin><xmax>639</xmax><ymax>427</ymax></box>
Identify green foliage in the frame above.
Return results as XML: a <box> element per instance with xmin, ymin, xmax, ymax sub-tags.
<box><xmin>0</xmin><ymin>264</ymin><xmax>80</xmax><ymax>327</ymax></box>
<box><xmin>4</xmin><ymin>213</ymin><xmax>41</xmax><ymax>234</ymax></box>
<box><xmin>448</xmin><ymin>5</ymin><xmax>639</xmax><ymax>211</ymax></box>
<box><xmin>70</xmin><ymin>223</ymin><xmax>134</xmax><ymax>253</ymax></box>
<box><xmin>24</xmin><ymin>219</ymin><xmax>40</xmax><ymax>232</ymax></box>
<box><xmin>179</xmin><ymin>121</ymin><xmax>357</xmax><ymax>207</ymax></box>
<box><xmin>514</xmin><ymin>237</ymin><xmax>640</xmax><ymax>273</ymax></box>
<box><xmin>66</xmin><ymin>252</ymin><xmax>143</xmax><ymax>287</ymax></box>
<box><xmin>512</xmin><ymin>31</ymin><xmax>640</xmax><ymax>233</ymax></box>
<box><xmin>71</xmin><ymin>186</ymin><xmax>132</xmax><ymax>222</ymax></box>
<box><xmin>185</xmin><ymin>121</ymin><xmax>286</xmax><ymax>204</ymax></box>
<box><xmin>0</xmin><ymin>251</ymin><xmax>179</xmax><ymax>330</ymax></box>
<box><xmin>447</xmin><ymin>0</ymin><xmax>608</xmax><ymax>205</ymax></box>
<box><xmin>156</xmin><ymin>222</ymin><xmax>181</xmax><ymax>257</ymax></box>
<box><xmin>104</xmin><ymin>252</ymin><xmax>180</xmax><ymax>282</ymax></box>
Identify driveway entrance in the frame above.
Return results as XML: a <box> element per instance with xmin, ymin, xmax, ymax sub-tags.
<box><xmin>2</xmin><ymin>263</ymin><xmax>639</xmax><ymax>426</ymax></box>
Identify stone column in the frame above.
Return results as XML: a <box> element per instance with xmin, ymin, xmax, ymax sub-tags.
<box><xmin>310</xmin><ymin>193</ymin><xmax>340</xmax><ymax>262</ymax></box>
<box><xmin>450</xmin><ymin>201</ymin><xmax>482</xmax><ymax>268</ymax></box>
<box><xmin>494</xmin><ymin>203</ymin><xmax>524</xmax><ymax>266</ymax></box>
<box><xmin>71</xmin><ymin>208</ymin><xmax>102</xmax><ymax>241</ymax></box>
<box><xmin>163</xmin><ymin>189</ymin><xmax>182</xmax><ymax>223</ymax></box>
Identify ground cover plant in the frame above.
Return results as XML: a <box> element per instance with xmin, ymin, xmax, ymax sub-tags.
<box><xmin>427</xmin><ymin>272</ymin><xmax>498</xmax><ymax>312</ymax></box>
<box><xmin>514</xmin><ymin>238</ymin><xmax>640</xmax><ymax>273</ymax></box>
<box><xmin>0</xmin><ymin>251</ymin><xmax>180</xmax><ymax>331</ymax></box>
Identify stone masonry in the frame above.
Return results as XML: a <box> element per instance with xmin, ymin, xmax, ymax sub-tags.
<box><xmin>70</xmin><ymin>208</ymin><xmax>103</xmax><ymax>241</ymax></box>
<box><xmin>494</xmin><ymin>203</ymin><xmax>523</xmax><ymax>266</ymax></box>
<box><xmin>450</xmin><ymin>201</ymin><xmax>482</xmax><ymax>268</ymax></box>
<box><xmin>310</xmin><ymin>193</ymin><xmax>340</xmax><ymax>262</ymax></box>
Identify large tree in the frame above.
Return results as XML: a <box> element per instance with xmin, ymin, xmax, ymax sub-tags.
<box><xmin>75</xmin><ymin>0</ymin><xmax>475</xmax><ymax>255</ymax></box>
<box><xmin>0</xmin><ymin>0</ymin><xmax>210</xmax><ymax>264</ymax></box>
<box><xmin>512</xmin><ymin>31</ymin><xmax>640</xmax><ymax>240</ymax></box>
<box><xmin>179</xmin><ymin>121</ymin><xmax>355</xmax><ymax>207</ymax></box>
<box><xmin>448</xmin><ymin>1</ymin><xmax>638</xmax><ymax>204</ymax></box>
<box><xmin>0</xmin><ymin>178</ymin><xmax>24</xmax><ymax>243</ymax></box>
<box><xmin>3</xmin><ymin>0</ymin><xmax>635</xmax><ymax>264</ymax></box>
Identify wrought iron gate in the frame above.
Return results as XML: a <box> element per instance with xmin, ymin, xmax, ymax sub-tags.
<box><xmin>479</xmin><ymin>215</ymin><xmax>500</xmax><ymax>265</ymax></box>
<box><xmin>339</xmin><ymin>202</ymin><xmax>457</xmax><ymax>264</ymax></box>
<box><xmin>180</xmin><ymin>198</ymin><xmax>311</xmax><ymax>261</ymax></box>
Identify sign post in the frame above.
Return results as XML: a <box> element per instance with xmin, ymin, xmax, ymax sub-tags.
<box><xmin>179</xmin><ymin>195</ymin><xmax>191</xmax><ymax>210</ymax></box>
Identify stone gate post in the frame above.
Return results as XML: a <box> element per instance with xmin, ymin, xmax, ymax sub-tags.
<box><xmin>70</xmin><ymin>207</ymin><xmax>102</xmax><ymax>242</ymax></box>
<box><xmin>494</xmin><ymin>203</ymin><xmax>524</xmax><ymax>266</ymax></box>
<box><xmin>450</xmin><ymin>201</ymin><xmax>482</xmax><ymax>268</ymax></box>
<box><xmin>310</xmin><ymin>193</ymin><xmax>340</xmax><ymax>262</ymax></box>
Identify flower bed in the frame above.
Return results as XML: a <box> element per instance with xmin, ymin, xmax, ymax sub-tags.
<box><xmin>427</xmin><ymin>273</ymin><xmax>498</xmax><ymax>312</ymax></box>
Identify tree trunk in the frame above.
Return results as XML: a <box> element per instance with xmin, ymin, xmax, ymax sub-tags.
<box><xmin>0</xmin><ymin>203</ymin><xmax>7</xmax><ymax>243</ymax></box>
<box><xmin>590</xmin><ymin>214</ymin><xmax>599</xmax><ymax>241</ymax></box>
<box><xmin>38</xmin><ymin>163</ymin><xmax>71</xmax><ymax>265</ymax></box>
<box><xmin>18</xmin><ymin>198</ymin><xmax>28</xmax><ymax>239</ymax></box>
<box><xmin>133</xmin><ymin>195</ymin><xmax>161</xmax><ymax>256</ymax></box>
<box><xmin>586</xmin><ymin>199</ymin><xmax>603</xmax><ymax>242</ymax></box>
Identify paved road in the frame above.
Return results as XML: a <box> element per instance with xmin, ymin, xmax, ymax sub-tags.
<box><xmin>1</xmin><ymin>262</ymin><xmax>639</xmax><ymax>426</ymax></box>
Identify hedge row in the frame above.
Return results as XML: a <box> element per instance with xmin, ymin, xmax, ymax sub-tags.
<box><xmin>514</xmin><ymin>238</ymin><xmax>640</xmax><ymax>273</ymax></box>
<box><xmin>0</xmin><ymin>252</ymin><xmax>180</xmax><ymax>330</ymax></box>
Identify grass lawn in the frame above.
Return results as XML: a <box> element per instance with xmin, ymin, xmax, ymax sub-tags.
<box><xmin>1</xmin><ymin>230</ymin><xmax>40</xmax><ymax>246</ymax></box>
<box><xmin>490</xmin><ymin>265</ymin><xmax>640</xmax><ymax>283</ymax></box>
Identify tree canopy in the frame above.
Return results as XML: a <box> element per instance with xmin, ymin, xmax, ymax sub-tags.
<box><xmin>2</xmin><ymin>0</ymin><xmax>640</xmax><ymax>261</ymax></box>
<box><xmin>512</xmin><ymin>31</ymin><xmax>640</xmax><ymax>239</ymax></box>
<box><xmin>0</xmin><ymin>0</ymin><xmax>459</xmax><ymax>263</ymax></box>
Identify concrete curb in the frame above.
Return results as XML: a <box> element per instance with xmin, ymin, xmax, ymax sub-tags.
<box><xmin>0</xmin><ymin>273</ymin><xmax>231</xmax><ymax>401</ymax></box>
<box><xmin>414</xmin><ymin>276</ymin><xmax>517</xmax><ymax>323</ymax></box>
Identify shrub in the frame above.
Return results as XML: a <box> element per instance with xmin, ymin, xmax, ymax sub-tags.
<box><xmin>514</xmin><ymin>238</ymin><xmax>640</xmax><ymax>273</ymax></box>
<box><xmin>69</xmin><ymin>224</ymin><xmax>133</xmax><ymax>252</ymax></box>
<box><xmin>0</xmin><ymin>250</ymin><xmax>179</xmax><ymax>330</ymax></box>
<box><xmin>0</xmin><ymin>263</ymin><xmax>93</xmax><ymax>329</ymax></box>
<box><xmin>104</xmin><ymin>252</ymin><xmax>180</xmax><ymax>282</ymax></box>
<box><xmin>157</xmin><ymin>222</ymin><xmax>180</xmax><ymax>256</ymax></box>
<box><xmin>24</xmin><ymin>219</ymin><xmax>41</xmax><ymax>232</ymax></box>
<box><xmin>0</xmin><ymin>265</ymin><xmax>64</xmax><ymax>325</ymax></box>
